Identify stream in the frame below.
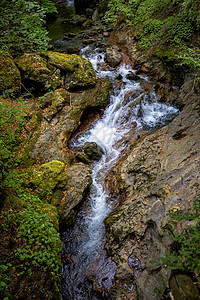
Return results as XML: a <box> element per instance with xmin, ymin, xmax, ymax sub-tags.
<box><xmin>50</xmin><ymin>1</ymin><xmax>180</xmax><ymax>298</ymax></box>
<box><xmin>60</xmin><ymin>47</ymin><xmax>179</xmax><ymax>299</ymax></box>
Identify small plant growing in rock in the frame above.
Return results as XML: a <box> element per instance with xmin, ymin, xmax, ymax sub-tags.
<box><xmin>151</xmin><ymin>196</ymin><xmax>200</xmax><ymax>281</ymax></box>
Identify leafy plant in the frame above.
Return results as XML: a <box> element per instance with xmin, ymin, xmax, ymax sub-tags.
<box><xmin>104</xmin><ymin>0</ymin><xmax>200</xmax><ymax>69</ymax></box>
<box><xmin>0</xmin><ymin>0</ymin><xmax>57</xmax><ymax>54</ymax></box>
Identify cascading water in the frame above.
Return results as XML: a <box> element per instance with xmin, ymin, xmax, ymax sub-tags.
<box><xmin>61</xmin><ymin>47</ymin><xmax>179</xmax><ymax>299</ymax></box>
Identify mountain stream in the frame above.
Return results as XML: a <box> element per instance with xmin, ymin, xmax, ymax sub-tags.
<box><xmin>61</xmin><ymin>45</ymin><xmax>179</xmax><ymax>299</ymax></box>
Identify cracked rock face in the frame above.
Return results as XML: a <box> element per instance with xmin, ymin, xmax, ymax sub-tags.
<box><xmin>104</xmin><ymin>79</ymin><xmax>200</xmax><ymax>299</ymax></box>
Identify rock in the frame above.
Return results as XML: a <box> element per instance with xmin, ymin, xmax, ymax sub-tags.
<box><xmin>17</xmin><ymin>53</ymin><xmax>61</xmax><ymax>92</ymax></box>
<box><xmin>59</xmin><ymin>163</ymin><xmax>92</xmax><ymax>227</ymax></box>
<box><xmin>83</xmin><ymin>38</ymin><xmax>96</xmax><ymax>45</ymax></box>
<box><xmin>31</xmin><ymin>79</ymin><xmax>111</xmax><ymax>163</ymax></box>
<box><xmin>0</xmin><ymin>53</ymin><xmax>21</xmax><ymax>93</ymax></box>
<box><xmin>92</xmin><ymin>9</ymin><xmax>99</xmax><ymax>21</ymax></box>
<box><xmin>41</xmin><ymin>88</ymin><xmax>70</xmax><ymax>121</ymax></box>
<box><xmin>104</xmin><ymin>78</ymin><xmax>200</xmax><ymax>299</ymax></box>
<box><xmin>75</xmin><ymin>151</ymin><xmax>91</xmax><ymax>164</ymax></box>
<box><xmin>66</xmin><ymin>46</ymin><xmax>80</xmax><ymax>54</ymax></box>
<box><xmin>86</xmin><ymin>8</ymin><xmax>93</xmax><ymax>17</ymax></box>
<box><xmin>105</xmin><ymin>46</ymin><xmax>122</xmax><ymax>67</ymax></box>
<box><xmin>44</xmin><ymin>51</ymin><xmax>97</xmax><ymax>90</ymax></box>
<box><xmin>103</xmin><ymin>32</ymin><xmax>109</xmax><ymax>37</ymax></box>
<box><xmin>16</xmin><ymin>51</ymin><xmax>98</xmax><ymax>93</ymax></box>
<box><xmin>126</xmin><ymin>71</ymin><xmax>141</xmax><ymax>81</ymax></box>
<box><xmin>83</xmin><ymin>142</ymin><xmax>104</xmax><ymax>160</ymax></box>
<box><xmin>31</xmin><ymin>160</ymin><xmax>92</xmax><ymax>228</ymax></box>
<box><xmin>169</xmin><ymin>274</ymin><xmax>200</xmax><ymax>300</ymax></box>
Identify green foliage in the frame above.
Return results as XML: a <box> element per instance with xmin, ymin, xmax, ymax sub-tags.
<box><xmin>0</xmin><ymin>0</ymin><xmax>57</xmax><ymax>53</ymax></box>
<box><xmin>105</xmin><ymin>0</ymin><xmax>200</xmax><ymax>69</ymax></box>
<box><xmin>0</xmin><ymin>97</ymin><xmax>32</xmax><ymax>188</ymax></box>
<box><xmin>0</xmin><ymin>193</ymin><xmax>62</xmax><ymax>297</ymax></box>
<box><xmin>151</xmin><ymin>197</ymin><xmax>200</xmax><ymax>279</ymax></box>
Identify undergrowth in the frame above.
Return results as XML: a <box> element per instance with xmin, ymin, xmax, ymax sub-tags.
<box><xmin>105</xmin><ymin>0</ymin><xmax>200</xmax><ymax>70</ymax></box>
<box><xmin>0</xmin><ymin>95</ymin><xmax>62</xmax><ymax>299</ymax></box>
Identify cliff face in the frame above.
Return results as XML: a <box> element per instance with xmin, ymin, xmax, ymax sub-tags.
<box><xmin>104</xmin><ymin>33</ymin><xmax>200</xmax><ymax>299</ymax></box>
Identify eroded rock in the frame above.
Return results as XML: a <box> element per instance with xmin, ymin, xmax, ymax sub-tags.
<box><xmin>105</xmin><ymin>78</ymin><xmax>200</xmax><ymax>299</ymax></box>
<box><xmin>83</xmin><ymin>142</ymin><xmax>104</xmax><ymax>160</ymax></box>
<box><xmin>31</xmin><ymin>79</ymin><xmax>111</xmax><ymax>163</ymax></box>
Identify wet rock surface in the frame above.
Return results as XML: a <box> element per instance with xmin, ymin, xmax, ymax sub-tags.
<box><xmin>83</xmin><ymin>141</ymin><xmax>104</xmax><ymax>160</ymax></box>
<box><xmin>105</xmin><ymin>46</ymin><xmax>122</xmax><ymax>67</ymax></box>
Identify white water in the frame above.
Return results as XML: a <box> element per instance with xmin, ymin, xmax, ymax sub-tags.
<box><xmin>70</xmin><ymin>47</ymin><xmax>179</xmax><ymax>253</ymax></box>
<box><xmin>62</xmin><ymin>47</ymin><xmax>179</xmax><ymax>299</ymax></box>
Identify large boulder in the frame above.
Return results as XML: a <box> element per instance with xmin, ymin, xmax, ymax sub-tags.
<box><xmin>31</xmin><ymin>160</ymin><xmax>92</xmax><ymax>228</ymax></box>
<box><xmin>17</xmin><ymin>53</ymin><xmax>61</xmax><ymax>92</ymax></box>
<box><xmin>44</xmin><ymin>51</ymin><xmax>97</xmax><ymax>90</ymax></box>
<box><xmin>16</xmin><ymin>51</ymin><xmax>97</xmax><ymax>93</ymax></box>
<box><xmin>0</xmin><ymin>53</ymin><xmax>21</xmax><ymax>93</ymax></box>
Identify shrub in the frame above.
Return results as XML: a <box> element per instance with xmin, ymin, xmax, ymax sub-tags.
<box><xmin>0</xmin><ymin>0</ymin><xmax>57</xmax><ymax>54</ymax></box>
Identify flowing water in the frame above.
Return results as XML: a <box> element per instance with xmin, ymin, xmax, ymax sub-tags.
<box><xmin>61</xmin><ymin>46</ymin><xmax>179</xmax><ymax>299</ymax></box>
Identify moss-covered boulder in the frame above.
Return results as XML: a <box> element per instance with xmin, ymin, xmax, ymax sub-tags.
<box><xmin>32</xmin><ymin>160</ymin><xmax>92</xmax><ymax>228</ymax></box>
<box><xmin>17</xmin><ymin>53</ymin><xmax>61</xmax><ymax>92</ymax></box>
<box><xmin>32</xmin><ymin>160</ymin><xmax>67</xmax><ymax>197</ymax></box>
<box><xmin>44</xmin><ymin>51</ymin><xmax>97</xmax><ymax>90</ymax></box>
<box><xmin>0</xmin><ymin>53</ymin><xmax>21</xmax><ymax>93</ymax></box>
<box><xmin>16</xmin><ymin>51</ymin><xmax>97</xmax><ymax>93</ymax></box>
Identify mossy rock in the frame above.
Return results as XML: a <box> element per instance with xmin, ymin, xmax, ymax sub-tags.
<box><xmin>40</xmin><ymin>88</ymin><xmax>71</xmax><ymax>121</ymax></box>
<box><xmin>31</xmin><ymin>160</ymin><xmax>68</xmax><ymax>197</ymax></box>
<box><xmin>0</xmin><ymin>53</ymin><xmax>21</xmax><ymax>93</ymax></box>
<box><xmin>17</xmin><ymin>53</ymin><xmax>61</xmax><ymax>91</ymax></box>
<box><xmin>44</xmin><ymin>51</ymin><xmax>97</xmax><ymax>90</ymax></box>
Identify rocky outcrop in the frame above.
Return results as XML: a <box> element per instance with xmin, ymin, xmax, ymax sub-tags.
<box><xmin>31</xmin><ymin>78</ymin><xmax>111</xmax><ymax>163</ymax></box>
<box><xmin>105</xmin><ymin>46</ymin><xmax>122</xmax><ymax>67</ymax></box>
<box><xmin>31</xmin><ymin>160</ymin><xmax>92</xmax><ymax>228</ymax></box>
<box><xmin>0</xmin><ymin>53</ymin><xmax>21</xmax><ymax>93</ymax></box>
<box><xmin>104</xmin><ymin>77</ymin><xmax>200</xmax><ymax>299</ymax></box>
<box><xmin>16</xmin><ymin>51</ymin><xmax>97</xmax><ymax>93</ymax></box>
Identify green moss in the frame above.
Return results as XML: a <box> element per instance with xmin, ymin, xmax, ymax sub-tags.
<box><xmin>32</xmin><ymin>160</ymin><xmax>67</xmax><ymax>197</ymax></box>
<box><xmin>17</xmin><ymin>53</ymin><xmax>50</xmax><ymax>80</ymax></box>
<box><xmin>0</xmin><ymin>53</ymin><xmax>21</xmax><ymax>93</ymax></box>
<box><xmin>44</xmin><ymin>51</ymin><xmax>97</xmax><ymax>89</ymax></box>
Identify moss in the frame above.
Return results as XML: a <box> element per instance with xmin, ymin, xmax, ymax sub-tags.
<box><xmin>0</xmin><ymin>53</ymin><xmax>21</xmax><ymax>93</ymax></box>
<box><xmin>44</xmin><ymin>51</ymin><xmax>97</xmax><ymax>89</ymax></box>
<box><xmin>17</xmin><ymin>53</ymin><xmax>50</xmax><ymax>80</ymax></box>
<box><xmin>44</xmin><ymin>51</ymin><xmax>79</xmax><ymax>71</ymax></box>
<box><xmin>32</xmin><ymin>161</ymin><xmax>67</xmax><ymax>197</ymax></box>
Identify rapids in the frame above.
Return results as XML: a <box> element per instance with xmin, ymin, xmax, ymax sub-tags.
<box><xmin>61</xmin><ymin>46</ymin><xmax>179</xmax><ymax>299</ymax></box>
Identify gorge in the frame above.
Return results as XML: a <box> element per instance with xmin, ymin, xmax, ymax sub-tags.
<box><xmin>0</xmin><ymin>0</ymin><xmax>200</xmax><ymax>299</ymax></box>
